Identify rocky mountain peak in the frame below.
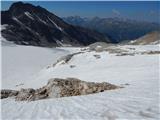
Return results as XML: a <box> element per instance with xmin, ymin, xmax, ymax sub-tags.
<box><xmin>1</xmin><ymin>2</ymin><xmax>110</xmax><ymax>47</ymax></box>
<box><xmin>9</xmin><ymin>2</ymin><xmax>35</xmax><ymax>13</ymax></box>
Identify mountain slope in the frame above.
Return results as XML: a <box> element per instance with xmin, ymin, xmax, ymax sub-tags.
<box><xmin>129</xmin><ymin>31</ymin><xmax>160</xmax><ymax>45</ymax></box>
<box><xmin>63</xmin><ymin>16</ymin><xmax>160</xmax><ymax>43</ymax></box>
<box><xmin>1</xmin><ymin>2</ymin><xmax>110</xmax><ymax>47</ymax></box>
<box><xmin>2</xmin><ymin>42</ymin><xmax>159</xmax><ymax>119</ymax></box>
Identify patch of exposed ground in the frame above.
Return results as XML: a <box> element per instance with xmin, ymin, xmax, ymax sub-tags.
<box><xmin>47</xmin><ymin>45</ymin><xmax>160</xmax><ymax>70</ymax></box>
<box><xmin>141</xmin><ymin>51</ymin><xmax>160</xmax><ymax>55</ymax></box>
<box><xmin>87</xmin><ymin>43</ymin><xmax>160</xmax><ymax>56</ymax></box>
<box><xmin>1</xmin><ymin>78</ymin><xmax>121</xmax><ymax>101</ymax></box>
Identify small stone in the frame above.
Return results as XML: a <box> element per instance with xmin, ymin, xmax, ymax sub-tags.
<box><xmin>70</xmin><ymin>65</ymin><xmax>76</xmax><ymax>68</ymax></box>
<box><xmin>93</xmin><ymin>54</ymin><xmax>101</xmax><ymax>59</ymax></box>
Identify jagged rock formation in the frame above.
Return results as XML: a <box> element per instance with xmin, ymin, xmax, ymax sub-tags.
<box><xmin>1</xmin><ymin>78</ymin><xmax>120</xmax><ymax>101</ymax></box>
<box><xmin>1</xmin><ymin>2</ymin><xmax>110</xmax><ymax>47</ymax></box>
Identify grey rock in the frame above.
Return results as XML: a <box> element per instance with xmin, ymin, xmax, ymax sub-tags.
<box><xmin>1</xmin><ymin>89</ymin><xmax>18</xmax><ymax>99</ymax></box>
<box><xmin>52</xmin><ymin>52</ymin><xmax>83</xmax><ymax>67</ymax></box>
<box><xmin>93</xmin><ymin>54</ymin><xmax>101</xmax><ymax>59</ymax></box>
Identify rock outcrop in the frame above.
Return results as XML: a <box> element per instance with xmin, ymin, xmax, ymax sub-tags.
<box><xmin>1</xmin><ymin>78</ymin><xmax>120</xmax><ymax>101</ymax></box>
<box><xmin>47</xmin><ymin>52</ymin><xmax>83</xmax><ymax>68</ymax></box>
<box><xmin>1</xmin><ymin>89</ymin><xmax>18</xmax><ymax>99</ymax></box>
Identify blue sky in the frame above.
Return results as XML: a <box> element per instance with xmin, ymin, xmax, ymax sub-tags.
<box><xmin>1</xmin><ymin>1</ymin><xmax>160</xmax><ymax>23</ymax></box>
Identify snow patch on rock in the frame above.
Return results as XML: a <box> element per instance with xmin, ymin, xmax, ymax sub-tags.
<box><xmin>47</xmin><ymin>17</ymin><xmax>63</xmax><ymax>31</ymax></box>
<box><xmin>24</xmin><ymin>12</ymin><xmax>34</xmax><ymax>20</ymax></box>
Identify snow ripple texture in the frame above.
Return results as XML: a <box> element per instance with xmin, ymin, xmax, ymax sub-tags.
<box><xmin>1</xmin><ymin>43</ymin><xmax>160</xmax><ymax>120</ymax></box>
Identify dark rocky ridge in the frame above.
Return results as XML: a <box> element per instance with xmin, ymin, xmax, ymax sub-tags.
<box><xmin>1</xmin><ymin>2</ymin><xmax>110</xmax><ymax>47</ymax></box>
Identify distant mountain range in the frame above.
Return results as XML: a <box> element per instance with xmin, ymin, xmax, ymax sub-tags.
<box><xmin>63</xmin><ymin>16</ymin><xmax>160</xmax><ymax>43</ymax></box>
<box><xmin>1</xmin><ymin>2</ymin><xmax>110</xmax><ymax>47</ymax></box>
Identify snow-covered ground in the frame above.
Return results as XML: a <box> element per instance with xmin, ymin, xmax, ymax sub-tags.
<box><xmin>1</xmin><ymin>42</ymin><xmax>160</xmax><ymax>119</ymax></box>
<box><xmin>1</xmin><ymin>45</ymin><xmax>70</xmax><ymax>90</ymax></box>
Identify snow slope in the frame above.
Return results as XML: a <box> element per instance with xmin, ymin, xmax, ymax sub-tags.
<box><xmin>1</xmin><ymin>45</ymin><xmax>69</xmax><ymax>89</ymax></box>
<box><xmin>1</xmin><ymin>43</ymin><xmax>160</xmax><ymax>119</ymax></box>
